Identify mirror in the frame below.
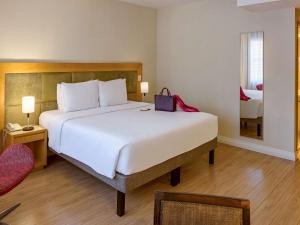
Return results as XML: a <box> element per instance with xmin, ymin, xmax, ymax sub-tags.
<box><xmin>240</xmin><ymin>32</ymin><xmax>264</xmax><ymax>140</ymax></box>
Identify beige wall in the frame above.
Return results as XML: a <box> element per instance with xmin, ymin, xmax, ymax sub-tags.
<box><xmin>157</xmin><ymin>0</ymin><xmax>296</xmax><ymax>156</ymax></box>
<box><xmin>0</xmin><ymin>0</ymin><xmax>157</xmax><ymax>100</ymax></box>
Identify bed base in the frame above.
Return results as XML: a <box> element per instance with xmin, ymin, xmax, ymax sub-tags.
<box><xmin>209</xmin><ymin>149</ymin><xmax>215</xmax><ymax>165</ymax></box>
<box><xmin>240</xmin><ymin>117</ymin><xmax>263</xmax><ymax>137</ymax></box>
<box><xmin>117</xmin><ymin>191</ymin><xmax>126</xmax><ymax>216</ymax></box>
<box><xmin>116</xmin><ymin>149</ymin><xmax>214</xmax><ymax>216</ymax></box>
<box><xmin>50</xmin><ymin>138</ymin><xmax>217</xmax><ymax>217</ymax></box>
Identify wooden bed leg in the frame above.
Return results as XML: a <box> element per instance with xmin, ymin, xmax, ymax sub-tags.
<box><xmin>209</xmin><ymin>149</ymin><xmax>215</xmax><ymax>165</ymax></box>
<box><xmin>257</xmin><ymin>124</ymin><xmax>261</xmax><ymax>137</ymax></box>
<box><xmin>170</xmin><ymin>167</ymin><xmax>181</xmax><ymax>186</ymax></box>
<box><xmin>117</xmin><ymin>191</ymin><xmax>125</xmax><ymax>217</ymax></box>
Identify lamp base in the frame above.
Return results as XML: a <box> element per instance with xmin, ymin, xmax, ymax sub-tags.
<box><xmin>23</xmin><ymin>126</ymin><xmax>34</xmax><ymax>131</ymax></box>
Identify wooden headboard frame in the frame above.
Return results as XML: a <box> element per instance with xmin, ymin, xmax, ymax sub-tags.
<box><xmin>0</xmin><ymin>62</ymin><xmax>143</xmax><ymax>149</ymax></box>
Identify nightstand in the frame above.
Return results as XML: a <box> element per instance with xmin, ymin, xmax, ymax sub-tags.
<box><xmin>5</xmin><ymin>125</ymin><xmax>47</xmax><ymax>171</ymax></box>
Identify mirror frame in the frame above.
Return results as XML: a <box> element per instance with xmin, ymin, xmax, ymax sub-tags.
<box><xmin>239</xmin><ymin>31</ymin><xmax>264</xmax><ymax>140</ymax></box>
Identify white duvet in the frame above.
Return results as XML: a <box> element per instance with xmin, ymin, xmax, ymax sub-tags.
<box><xmin>240</xmin><ymin>90</ymin><xmax>263</xmax><ymax>119</ymax></box>
<box><xmin>40</xmin><ymin>102</ymin><xmax>218</xmax><ymax>179</ymax></box>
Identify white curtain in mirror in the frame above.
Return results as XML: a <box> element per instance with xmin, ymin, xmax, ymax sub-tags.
<box><xmin>241</xmin><ymin>32</ymin><xmax>263</xmax><ymax>90</ymax></box>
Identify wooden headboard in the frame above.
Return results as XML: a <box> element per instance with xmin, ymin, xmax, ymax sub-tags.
<box><xmin>0</xmin><ymin>62</ymin><xmax>143</xmax><ymax>149</ymax></box>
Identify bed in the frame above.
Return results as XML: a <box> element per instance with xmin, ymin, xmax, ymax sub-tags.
<box><xmin>240</xmin><ymin>89</ymin><xmax>263</xmax><ymax>119</ymax></box>
<box><xmin>0</xmin><ymin>62</ymin><xmax>218</xmax><ymax>216</ymax></box>
<box><xmin>39</xmin><ymin>101</ymin><xmax>218</xmax><ymax>215</ymax></box>
<box><xmin>240</xmin><ymin>89</ymin><xmax>263</xmax><ymax>137</ymax></box>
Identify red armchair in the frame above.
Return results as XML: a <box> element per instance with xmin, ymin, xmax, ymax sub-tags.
<box><xmin>0</xmin><ymin>144</ymin><xmax>34</xmax><ymax>225</ymax></box>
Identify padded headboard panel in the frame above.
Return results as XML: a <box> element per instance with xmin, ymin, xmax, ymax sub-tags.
<box><xmin>5</xmin><ymin>71</ymin><xmax>139</xmax><ymax>125</ymax></box>
<box><xmin>0</xmin><ymin>63</ymin><xmax>142</xmax><ymax>150</ymax></box>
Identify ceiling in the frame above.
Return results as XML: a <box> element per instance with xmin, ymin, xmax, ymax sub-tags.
<box><xmin>238</xmin><ymin>0</ymin><xmax>300</xmax><ymax>11</ymax></box>
<box><xmin>118</xmin><ymin>0</ymin><xmax>196</xmax><ymax>9</ymax></box>
<box><xmin>119</xmin><ymin>0</ymin><xmax>300</xmax><ymax>10</ymax></box>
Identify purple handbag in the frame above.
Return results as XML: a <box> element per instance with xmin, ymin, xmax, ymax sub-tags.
<box><xmin>155</xmin><ymin>88</ymin><xmax>176</xmax><ymax>112</ymax></box>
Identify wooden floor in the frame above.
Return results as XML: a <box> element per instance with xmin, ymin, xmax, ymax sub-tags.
<box><xmin>1</xmin><ymin>144</ymin><xmax>299</xmax><ymax>225</ymax></box>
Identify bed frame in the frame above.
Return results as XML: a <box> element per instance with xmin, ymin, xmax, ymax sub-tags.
<box><xmin>51</xmin><ymin>138</ymin><xmax>217</xmax><ymax>216</ymax></box>
<box><xmin>0</xmin><ymin>62</ymin><xmax>217</xmax><ymax>216</ymax></box>
<box><xmin>240</xmin><ymin>117</ymin><xmax>263</xmax><ymax>138</ymax></box>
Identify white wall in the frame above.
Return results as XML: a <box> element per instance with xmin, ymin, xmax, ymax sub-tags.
<box><xmin>157</xmin><ymin>0</ymin><xmax>296</xmax><ymax>159</ymax></box>
<box><xmin>0</xmin><ymin>0</ymin><xmax>157</xmax><ymax>99</ymax></box>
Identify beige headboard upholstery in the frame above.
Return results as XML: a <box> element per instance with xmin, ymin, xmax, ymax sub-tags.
<box><xmin>0</xmin><ymin>63</ymin><xmax>142</xmax><ymax>149</ymax></box>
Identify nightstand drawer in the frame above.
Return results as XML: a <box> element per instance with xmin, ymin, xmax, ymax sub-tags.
<box><xmin>13</xmin><ymin>132</ymin><xmax>45</xmax><ymax>144</ymax></box>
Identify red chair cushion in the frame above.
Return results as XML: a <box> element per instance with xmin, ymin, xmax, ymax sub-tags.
<box><xmin>0</xmin><ymin>144</ymin><xmax>34</xmax><ymax>196</ymax></box>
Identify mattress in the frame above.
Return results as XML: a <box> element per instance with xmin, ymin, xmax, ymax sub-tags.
<box><xmin>240</xmin><ymin>89</ymin><xmax>263</xmax><ymax>119</ymax></box>
<box><xmin>39</xmin><ymin>101</ymin><xmax>218</xmax><ymax>179</ymax></box>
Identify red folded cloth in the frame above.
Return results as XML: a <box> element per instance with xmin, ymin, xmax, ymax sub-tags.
<box><xmin>256</xmin><ymin>84</ymin><xmax>263</xmax><ymax>90</ymax></box>
<box><xmin>174</xmin><ymin>95</ymin><xmax>200</xmax><ymax>112</ymax></box>
<box><xmin>240</xmin><ymin>87</ymin><xmax>251</xmax><ymax>101</ymax></box>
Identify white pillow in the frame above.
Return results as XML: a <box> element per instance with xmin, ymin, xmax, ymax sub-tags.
<box><xmin>57</xmin><ymin>84</ymin><xmax>64</xmax><ymax>111</ymax></box>
<box><xmin>60</xmin><ymin>80</ymin><xmax>99</xmax><ymax>112</ymax></box>
<box><xmin>99</xmin><ymin>79</ymin><xmax>128</xmax><ymax>107</ymax></box>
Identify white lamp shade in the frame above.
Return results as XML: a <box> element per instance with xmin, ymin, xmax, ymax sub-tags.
<box><xmin>141</xmin><ymin>82</ymin><xmax>149</xmax><ymax>94</ymax></box>
<box><xmin>22</xmin><ymin>96</ymin><xmax>35</xmax><ymax>113</ymax></box>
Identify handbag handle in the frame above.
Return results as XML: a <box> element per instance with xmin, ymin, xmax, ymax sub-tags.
<box><xmin>160</xmin><ymin>87</ymin><xmax>171</xmax><ymax>96</ymax></box>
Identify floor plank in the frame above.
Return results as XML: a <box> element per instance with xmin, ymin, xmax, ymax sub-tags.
<box><xmin>0</xmin><ymin>144</ymin><xmax>297</xmax><ymax>225</ymax></box>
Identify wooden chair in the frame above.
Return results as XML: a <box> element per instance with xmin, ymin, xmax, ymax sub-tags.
<box><xmin>154</xmin><ymin>191</ymin><xmax>250</xmax><ymax>225</ymax></box>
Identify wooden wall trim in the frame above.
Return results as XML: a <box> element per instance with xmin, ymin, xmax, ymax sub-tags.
<box><xmin>295</xmin><ymin>9</ymin><xmax>300</xmax><ymax>159</ymax></box>
<box><xmin>0</xmin><ymin>62</ymin><xmax>143</xmax><ymax>150</ymax></box>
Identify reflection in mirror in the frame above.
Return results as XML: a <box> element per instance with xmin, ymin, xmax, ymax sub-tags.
<box><xmin>240</xmin><ymin>32</ymin><xmax>264</xmax><ymax>140</ymax></box>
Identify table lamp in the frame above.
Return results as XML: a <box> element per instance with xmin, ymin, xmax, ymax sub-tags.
<box><xmin>22</xmin><ymin>96</ymin><xmax>35</xmax><ymax>131</ymax></box>
<box><xmin>141</xmin><ymin>82</ymin><xmax>149</xmax><ymax>96</ymax></box>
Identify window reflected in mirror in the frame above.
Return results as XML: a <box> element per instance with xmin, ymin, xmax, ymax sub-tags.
<box><xmin>240</xmin><ymin>32</ymin><xmax>264</xmax><ymax>140</ymax></box>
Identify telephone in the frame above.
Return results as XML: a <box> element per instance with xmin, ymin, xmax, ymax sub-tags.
<box><xmin>6</xmin><ymin>123</ymin><xmax>22</xmax><ymax>132</ymax></box>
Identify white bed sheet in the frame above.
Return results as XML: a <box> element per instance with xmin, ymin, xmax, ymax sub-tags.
<box><xmin>40</xmin><ymin>101</ymin><xmax>218</xmax><ymax>179</ymax></box>
<box><xmin>240</xmin><ymin>89</ymin><xmax>263</xmax><ymax>119</ymax></box>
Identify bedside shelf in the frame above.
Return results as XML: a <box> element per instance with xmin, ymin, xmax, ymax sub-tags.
<box><xmin>5</xmin><ymin>125</ymin><xmax>48</xmax><ymax>171</ymax></box>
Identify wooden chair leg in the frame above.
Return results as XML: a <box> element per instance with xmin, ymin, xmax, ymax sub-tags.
<box><xmin>0</xmin><ymin>203</ymin><xmax>20</xmax><ymax>222</ymax></box>
<box><xmin>209</xmin><ymin>149</ymin><xmax>215</xmax><ymax>165</ymax></box>
<box><xmin>170</xmin><ymin>167</ymin><xmax>181</xmax><ymax>186</ymax></box>
<box><xmin>117</xmin><ymin>191</ymin><xmax>125</xmax><ymax>217</ymax></box>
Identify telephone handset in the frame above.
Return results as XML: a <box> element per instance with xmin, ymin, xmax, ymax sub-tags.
<box><xmin>6</xmin><ymin>123</ymin><xmax>22</xmax><ymax>132</ymax></box>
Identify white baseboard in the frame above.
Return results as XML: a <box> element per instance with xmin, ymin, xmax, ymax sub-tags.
<box><xmin>218</xmin><ymin>136</ymin><xmax>296</xmax><ymax>161</ymax></box>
